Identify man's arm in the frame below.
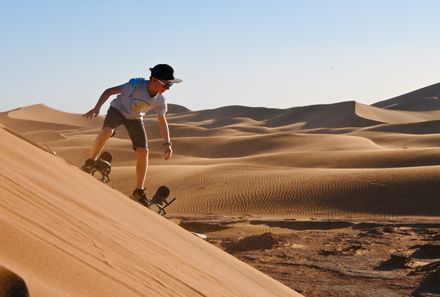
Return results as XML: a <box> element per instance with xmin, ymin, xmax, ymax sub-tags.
<box><xmin>83</xmin><ymin>85</ymin><xmax>123</xmax><ymax>119</ymax></box>
<box><xmin>157</xmin><ymin>114</ymin><xmax>172</xmax><ymax>160</ymax></box>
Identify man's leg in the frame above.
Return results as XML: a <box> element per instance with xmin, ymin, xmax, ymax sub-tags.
<box><xmin>124</xmin><ymin>117</ymin><xmax>148</xmax><ymax>190</ymax></box>
<box><xmin>90</xmin><ymin>127</ymin><xmax>114</xmax><ymax>160</ymax></box>
<box><xmin>87</xmin><ymin>106</ymin><xmax>122</xmax><ymax>160</ymax></box>
<box><xmin>130</xmin><ymin>148</ymin><xmax>150</xmax><ymax>206</ymax></box>
<box><xmin>135</xmin><ymin>147</ymin><xmax>149</xmax><ymax>189</ymax></box>
<box><xmin>81</xmin><ymin>126</ymin><xmax>115</xmax><ymax>173</ymax></box>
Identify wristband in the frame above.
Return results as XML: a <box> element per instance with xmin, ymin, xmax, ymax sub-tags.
<box><xmin>163</xmin><ymin>142</ymin><xmax>172</xmax><ymax>146</ymax></box>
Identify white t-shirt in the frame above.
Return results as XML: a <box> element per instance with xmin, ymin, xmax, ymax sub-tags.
<box><xmin>110</xmin><ymin>78</ymin><xmax>167</xmax><ymax>119</ymax></box>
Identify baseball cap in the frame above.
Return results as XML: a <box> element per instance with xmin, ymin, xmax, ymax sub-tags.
<box><xmin>150</xmin><ymin>64</ymin><xmax>182</xmax><ymax>83</ymax></box>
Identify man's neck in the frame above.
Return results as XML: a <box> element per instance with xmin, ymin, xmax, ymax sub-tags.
<box><xmin>146</xmin><ymin>81</ymin><xmax>157</xmax><ymax>97</ymax></box>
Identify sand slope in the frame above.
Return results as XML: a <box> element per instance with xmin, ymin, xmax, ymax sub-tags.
<box><xmin>0</xmin><ymin>127</ymin><xmax>301</xmax><ymax>297</ymax></box>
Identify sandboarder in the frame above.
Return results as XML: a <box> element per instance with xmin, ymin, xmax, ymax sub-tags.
<box><xmin>81</xmin><ymin>64</ymin><xmax>182</xmax><ymax>204</ymax></box>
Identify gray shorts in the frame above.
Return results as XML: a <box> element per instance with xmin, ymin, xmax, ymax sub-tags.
<box><xmin>103</xmin><ymin>106</ymin><xmax>148</xmax><ymax>150</ymax></box>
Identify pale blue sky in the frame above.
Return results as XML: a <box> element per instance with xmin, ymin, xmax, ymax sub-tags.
<box><xmin>2</xmin><ymin>0</ymin><xmax>440</xmax><ymax>113</ymax></box>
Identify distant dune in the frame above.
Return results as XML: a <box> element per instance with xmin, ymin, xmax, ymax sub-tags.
<box><xmin>265</xmin><ymin>101</ymin><xmax>381</xmax><ymax>128</ymax></box>
<box><xmin>7</xmin><ymin>103</ymin><xmax>101</xmax><ymax>128</ymax></box>
<box><xmin>165</xmin><ymin>103</ymin><xmax>192</xmax><ymax>114</ymax></box>
<box><xmin>373</xmin><ymin>82</ymin><xmax>440</xmax><ymax>111</ymax></box>
<box><xmin>355</xmin><ymin>102</ymin><xmax>439</xmax><ymax>124</ymax></box>
<box><xmin>0</xmin><ymin>83</ymin><xmax>438</xmax><ymax>217</ymax></box>
<box><xmin>362</xmin><ymin>120</ymin><xmax>440</xmax><ymax>134</ymax></box>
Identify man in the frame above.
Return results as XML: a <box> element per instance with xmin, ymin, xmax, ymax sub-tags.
<box><xmin>82</xmin><ymin>64</ymin><xmax>182</xmax><ymax>204</ymax></box>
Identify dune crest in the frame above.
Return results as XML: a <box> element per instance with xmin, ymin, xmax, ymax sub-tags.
<box><xmin>7</xmin><ymin>103</ymin><xmax>101</xmax><ymax>129</ymax></box>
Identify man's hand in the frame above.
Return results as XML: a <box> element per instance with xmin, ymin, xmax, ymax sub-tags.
<box><xmin>83</xmin><ymin>107</ymin><xmax>100</xmax><ymax>119</ymax></box>
<box><xmin>164</xmin><ymin>144</ymin><xmax>173</xmax><ymax>160</ymax></box>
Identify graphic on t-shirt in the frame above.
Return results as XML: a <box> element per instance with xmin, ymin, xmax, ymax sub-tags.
<box><xmin>130</xmin><ymin>98</ymin><xmax>150</xmax><ymax>113</ymax></box>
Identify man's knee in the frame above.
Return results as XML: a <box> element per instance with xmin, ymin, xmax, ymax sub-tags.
<box><xmin>101</xmin><ymin>127</ymin><xmax>114</xmax><ymax>138</ymax></box>
<box><xmin>136</xmin><ymin>147</ymin><xmax>149</xmax><ymax>157</ymax></box>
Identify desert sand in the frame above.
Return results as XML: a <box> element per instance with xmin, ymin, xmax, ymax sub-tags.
<box><xmin>1</xmin><ymin>82</ymin><xmax>440</xmax><ymax>296</ymax></box>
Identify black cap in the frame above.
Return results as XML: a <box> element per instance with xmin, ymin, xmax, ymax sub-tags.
<box><xmin>150</xmin><ymin>64</ymin><xmax>182</xmax><ymax>83</ymax></box>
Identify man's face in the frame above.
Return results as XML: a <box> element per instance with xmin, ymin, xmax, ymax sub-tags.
<box><xmin>152</xmin><ymin>78</ymin><xmax>173</xmax><ymax>93</ymax></box>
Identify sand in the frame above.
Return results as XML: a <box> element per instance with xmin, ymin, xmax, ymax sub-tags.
<box><xmin>0</xmin><ymin>83</ymin><xmax>439</xmax><ymax>296</ymax></box>
<box><xmin>0</xmin><ymin>126</ymin><xmax>299</xmax><ymax>297</ymax></box>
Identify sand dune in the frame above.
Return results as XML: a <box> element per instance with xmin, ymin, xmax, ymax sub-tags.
<box><xmin>0</xmin><ymin>104</ymin><xmax>102</xmax><ymax>137</ymax></box>
<box><xmin>170</xmin><ymin>100</ymin><xmax>425</xmax><ymax>130</ymax></box>
<box><xmin>7</xmin><ymin>103</ymin><xmax>101</xmax><ymax>128</ymax></box>
<box><xmin>171</xmin><ymin>105</ymin><xmax>283</xmax><ymax>124</ymax></box>
<box><xmin>350</xmin><ymin>130</ymin><xmax>440</xmax><ymax>149</ymax></box>
<box><xmin>361</xmin><ymin>120</ymin><xmax>440</xmax><ymax>134</ymax></box>
<box><xmin>373</xmin><ymin>82</ymin><xmax>440</xmax><ymax>111</ymax></box>
<box><xmin>265</xmin><ymin>101</ymin><xmax>382</xmax><ymax>128</ymax></box>
<box><xmin>355</xmin><ymin>102</ymin><xmax>439</xmax><ymax>124</ymax></box>
<box><xmin>0</xmin><ymin>126</ymin><xmax>301</xmax><ymax>297</ymax></box>
<box><xmin>135</xmin><ymin>164</ymin><xmax>440</xmax><ymax>216</ymax></box>
<box><xmin>166</xmin><ymin>103</ymin><xmax>192</xmax><ymax>114</ymax></box>
<box><xmin>1</xmin><ymin>101</ymin><xmax>439</xmax><ymax>218</ymax></box>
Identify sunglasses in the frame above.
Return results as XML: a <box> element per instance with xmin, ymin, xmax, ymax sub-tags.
<box><xmin>156</xmin><ymin>79</ymin><xmax>173</xmax><ymax>89</ymax></box>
